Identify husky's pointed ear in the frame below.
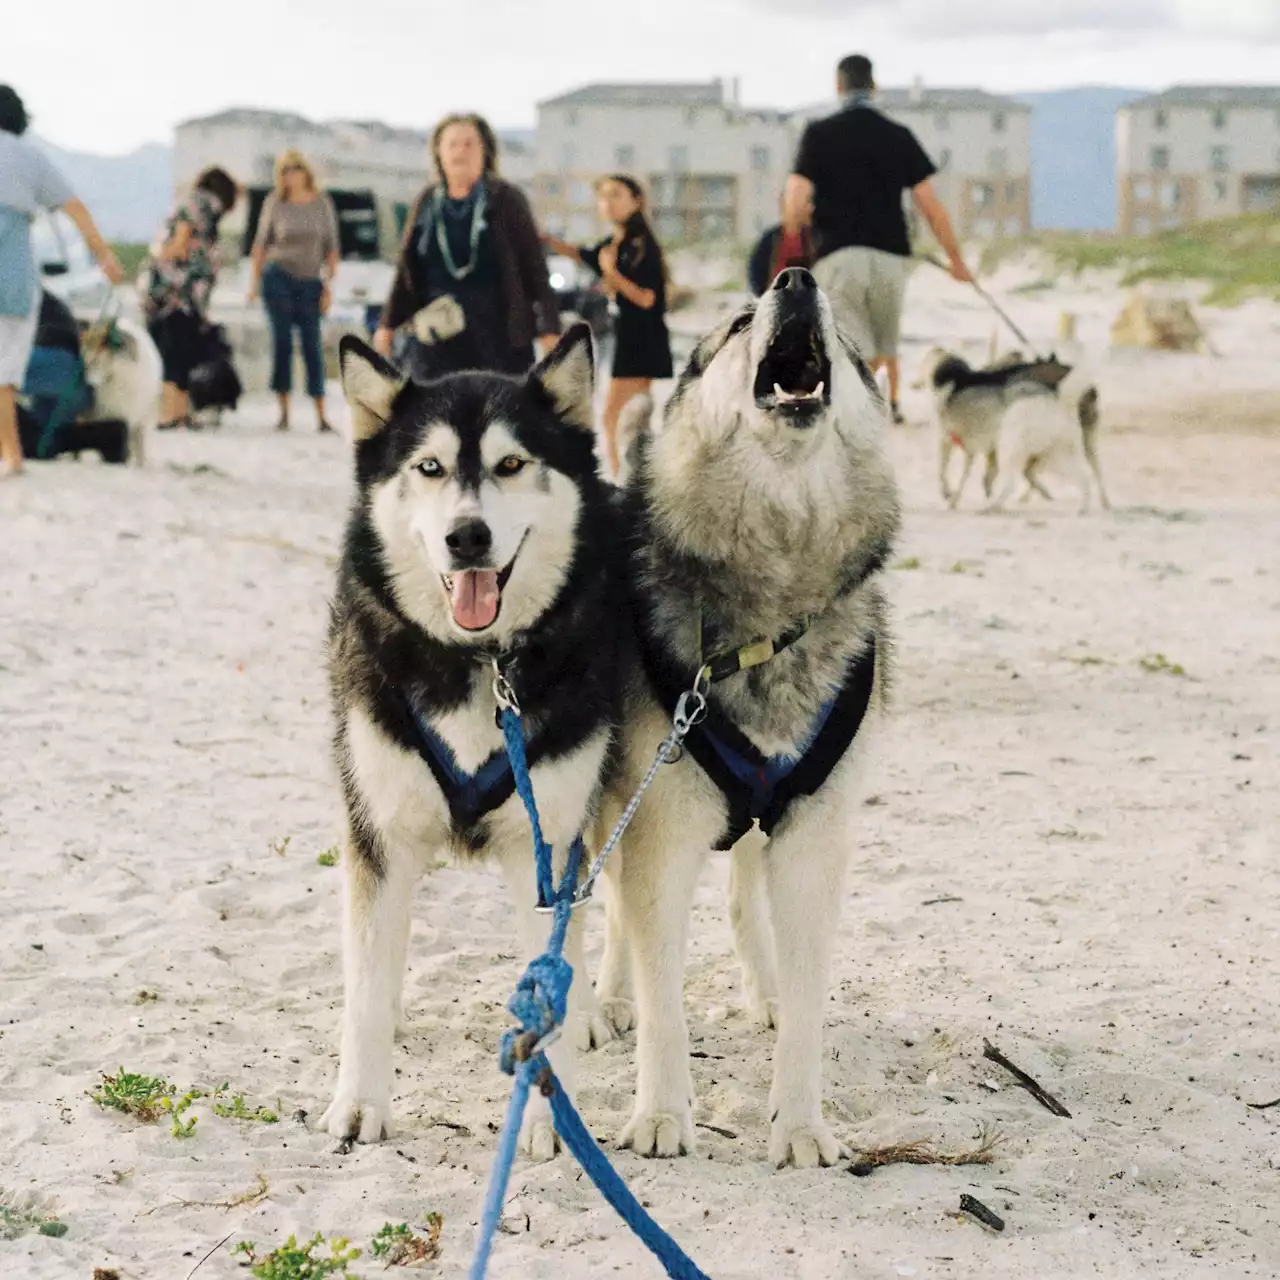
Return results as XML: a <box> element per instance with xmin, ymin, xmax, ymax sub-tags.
<box><xmin>340</xmin><ymin>335</ymin><xmax>405</xmax><ymax>441</ymax></box>
<box><xmin>528</xmin><ymin>324</ymin><xmax>594</xmax><ymax>430</ymax></box>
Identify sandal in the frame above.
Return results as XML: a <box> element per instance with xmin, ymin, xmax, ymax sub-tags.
<box><xmin>275</xmin><ymin>417</ymin><xmax>290</xmax><ymax>433</ymax></box>
<box><xmin>317</xmin><ymin>419</ymin><xmax>335</xmax><ymax>434</ymax></box>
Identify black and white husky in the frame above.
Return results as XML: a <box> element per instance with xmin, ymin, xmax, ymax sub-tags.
<box><xmin>320</xmin><ymin>326</ymin><xmax>623</xmax><ymax>1159</ymax></box>
<box><xmin>597</xmin><ymin>268</ymin><xmax>902</xmax><ymax>1168</ymax></box>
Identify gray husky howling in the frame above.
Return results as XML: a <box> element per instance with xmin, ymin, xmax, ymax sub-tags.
<box><xmin>597</xmin><ymin>268</ymin><xmax>902</xmax><ymax>1168</ymax></box>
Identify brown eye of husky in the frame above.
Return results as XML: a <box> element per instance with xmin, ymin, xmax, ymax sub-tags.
<box><xmin>415</xmin><ymin>458</ymin><xmax>444</xmax><ymax>478</ymax></box>
<box><xmin>494</xmin><ymin>455</ymin><xmax>528</xmax><ymax>478</ymax></box>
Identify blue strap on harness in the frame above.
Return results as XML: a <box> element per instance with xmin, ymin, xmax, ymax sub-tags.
<box><xmin>469</xmin><ymin>704</ymin><xmax>710</xmax><ymax>1280</ymax></box>
<box><xmin>700</xmin><ymin>687</ymin><xmax>841</xmax><ymax>820</ymax></box>
<box><xmin>409</xmin><ymin>704</ymin><xmax>518</xmax><ymax>827</ymax></box>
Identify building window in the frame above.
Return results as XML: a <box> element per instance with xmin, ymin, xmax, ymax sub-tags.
<box><xmin>1006</xmin><ymin>180</ymin><xmax>1020</xmax><ymax>203</ymax></box>
<box><xmin>971</xmin><ymin>182</ymin><xmax>995</xmax><ymax>209</ymax></box>
<box><xmin>1133</xmin><ymin>179</ymin><xmax>1151</xmax><ymax>201</ymax></box>
<box><xmin>566</xmin><ymin>108</ymin><xmax>579</xmax><ymax>127</ymax></box>
<box><xmin>668</xmin><ymin>145</ymin><xmax>689</xmax><ymax>173</ymax></box>
<box><xmin>685</xmin><ymin>107</ymin><xmax>698</xmax><ymax>126</ymax></box>
<box><xmin>1210</xmin><ymin>145</ymin><xmax>1229</xmax><ymax>172</ymax></box>
<box><xmin>937</xmin><ymin>147</ymin><xmax>951</xmax><ymax>171</ymax></box>
<box><xmin>569</xmin><ymin>180</ymin><xmax>592</xmax><ymax>206</ymax></box>
<box><xmin>615</xmin><ymin>144</ymin><xmax>635</xmax><ymax>169</ymax></box>
<box><xmin>750</xmin><ymin>145</ymin><xmax>770</xmax><ymax>171</ymax></box>
<box><xmin>1212</xmin><ymin>107</ymin><xmax>1227</xmax><ymax>130</ymax></box>
<box><xmin>1159</xmin><ymin>180</ymin><xmax>1180</xmax><ymax>211</ymax></box>
<box><xmin>988</xmin><ymin>148</ymin><xmax>1008</xmax><ymax>174</ymax></box>
<box><xmin>935</xmin><ymin>112</ymin><xmax>950</xmax><ymax>132</ymax></box>
<box><xmin>992</xmin><ymin>111</ymin><xmax>1007</xmax><ymax>133</ymax></box>
<box><xmin>560</xmin><ymin>142</ymin><xmax>577</xmax><ymax>169</ymax></box>
<box><xmin>544</xmin><ymin>179</ymin><xmax>560</xmax><ymax>198</ymax></box>
<box><xmin>1154</xmin><ymin>108</ymin><xmax>1168</xmax><ymax>131</ymax></box>
<box><xmin>1150</xmin><ymin>146</ymin><xmax>1170</xmax><ymax>172</ymax></box>
<box><xmin>1214</xmin><ymin>179</ymin><xmax>1229</xmax><ymax>201</ymax></box>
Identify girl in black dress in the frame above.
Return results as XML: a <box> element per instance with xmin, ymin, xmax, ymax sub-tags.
<box><xmin>545</xmin><ymin>175</ymin><xmax>671</xmax><ymax>477</ymax></box>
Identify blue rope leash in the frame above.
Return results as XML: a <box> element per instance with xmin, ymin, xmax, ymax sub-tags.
<box><xmin>469</xmin><ymin>703</ymin><xmax>710</xmax><ymax>1280</ymax></box>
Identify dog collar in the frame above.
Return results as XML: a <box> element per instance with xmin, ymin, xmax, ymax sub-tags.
<box><xmin>696</xmin><ymin>612</ymin><xmax>813</xmax><ymax>686</ymax></box>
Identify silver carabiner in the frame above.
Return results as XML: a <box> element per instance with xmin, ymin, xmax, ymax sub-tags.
<box><xmin>672</xmin><ymin>687</ymin><xmax>707</xmax><ymax>738</ymax></box>
<box><xmin>491</xmin><ymin>658</ymin><xmax>520</xmax><ymax>714</ymax></box>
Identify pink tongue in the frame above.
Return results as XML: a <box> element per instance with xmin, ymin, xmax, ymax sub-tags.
<box><xmin>450</xmin><ymin>569</ymin><xmax>501</xmax><ymax>630</ymax></box>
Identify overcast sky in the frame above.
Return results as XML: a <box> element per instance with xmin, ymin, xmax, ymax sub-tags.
<box><xmin>11</xmin><ymin>0</ymin><xmax>1280</xmax><ymax>154</ymax></box>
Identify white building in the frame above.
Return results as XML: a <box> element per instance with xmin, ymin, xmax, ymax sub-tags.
<box><xmin>534</xmin><ymin>80</ymin><xmax>796</xmax><ymax>244</ymax></box>
<box><xmin>1117</xmin><ymin>86</ymin><xmax>1280</xmax><ymax>234</ymax></box>
<box><xmin>174</xmin><ymin>109</ymin><xmax>535</xmax><ymax>259</ymax></box>
<box><xmin>534</xmin><ymin>80</ymin><xmax>1031</xmax><ymax>247</ymax></box>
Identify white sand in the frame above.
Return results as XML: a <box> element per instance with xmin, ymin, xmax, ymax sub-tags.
<box><xmin>3</xmin><ymin>270</ymin><xmax>1279</xmax><ymax>1280</ymax></box>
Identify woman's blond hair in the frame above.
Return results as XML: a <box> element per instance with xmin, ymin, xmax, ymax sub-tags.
<box><xmin>273</xmin><ymin>149</ymin><xmax>319</xmax><ymax>200</ymax></box>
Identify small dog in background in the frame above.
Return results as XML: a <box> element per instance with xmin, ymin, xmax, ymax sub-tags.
<box><xmin>921</xmin><ymin>347</ymin><xmax>1110</xmax><ymax>513</ymax></box>
<box><xmin>80</xmin><ymin>316</ymin><xmax>164</xmax><ymax>466</ymax></box>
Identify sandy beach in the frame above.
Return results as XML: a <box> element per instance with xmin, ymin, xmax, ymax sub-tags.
<box><xmin>2</xmin><ymin>266</ymin><xmax>1279</xmax><ymax>1279</ymax></box>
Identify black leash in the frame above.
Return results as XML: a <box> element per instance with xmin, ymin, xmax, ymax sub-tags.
<box><xmin>917</xmin><ymin>254</ymin><xmax>1040</xmax><ymax>355</ymax></box>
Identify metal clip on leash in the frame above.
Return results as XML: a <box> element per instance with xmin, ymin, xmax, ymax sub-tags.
<box><xmin>491</xmin><ymin>658</ymin><xmax>520</xmax><ymax>716</ymax></box>
<box><xmin>548</xmin><ymin>665</ymin><xmax>710</xmax><ymax>917</ymax></box>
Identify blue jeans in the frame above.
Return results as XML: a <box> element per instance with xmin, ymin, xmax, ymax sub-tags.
<box><xmin>261</xmin><ymin>263</ymin><xmax>324</xmax><ymax>398</ymax></box>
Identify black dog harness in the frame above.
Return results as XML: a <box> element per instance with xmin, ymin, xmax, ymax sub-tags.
<box><xmin>640</xmin><ymin>618</ymin><xmax>877</xmax><ymax>851</ymax></box>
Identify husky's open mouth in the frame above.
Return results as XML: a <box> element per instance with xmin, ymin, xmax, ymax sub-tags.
<box><xmin>441</xmin><ymin>543</ymin><xmax>522</xmax><ymax>632</ymax></box>
<box><xmin>753</xmin><ymin>313</ymin><xmax>832</xmax><ymax>421</ymax></box>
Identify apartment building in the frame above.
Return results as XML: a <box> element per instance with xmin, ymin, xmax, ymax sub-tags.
<box><xmin>174</xmin><ymin>109</ymin><xmax>534</xmax><ymax>259</ymax></box>
<box><xmin>534</xmin><ymin>80</ymin><xmax>1030</xmax><ymax>246</ymax></box>
<box><xmin>1117</xmin><ymin>86</ymin><xmax>1280</xmax><ymax>234</ymax></box>
<box><xmin>534</xmin><ymin>80</ymin><xmax>796</xmax><ymax>244</ymax></box>
<box><xmin>821</xmin><ymin>86</ymin><xmax>1031</xmax><ymax>241</ymax></box>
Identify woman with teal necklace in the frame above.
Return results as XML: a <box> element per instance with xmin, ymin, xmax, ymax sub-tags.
<box><xmin>376</xmin><ymin>114</ymin><xmax>560</xmax><ymax>381</ymax></box>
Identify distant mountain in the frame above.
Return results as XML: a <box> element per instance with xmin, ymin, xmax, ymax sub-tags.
<box><xmin>32</xmin><ymin>138</ymin><xmax>173</xmax><ymax>242</ymax></box>
<box><xmin>1015</xmin><ymin>87</ymin><xmax>1146</xmax><ymax>232</ymax></box>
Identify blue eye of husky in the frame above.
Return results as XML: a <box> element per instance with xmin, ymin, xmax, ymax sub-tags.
<box><xmin>494</xmin><ymin>455</ymin><xmax>528</xmax><ymax>478</ymax></box>
<box><xmin>415</xmin><ymin>458</ymin><xmax>444</xmax><ymax>478</ymax></box>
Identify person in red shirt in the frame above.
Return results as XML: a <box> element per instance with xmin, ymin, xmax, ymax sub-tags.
<box><xmin>747</xmin><ymin>191</ymin><xmax>815</xmax><ymax>296</ymax></box>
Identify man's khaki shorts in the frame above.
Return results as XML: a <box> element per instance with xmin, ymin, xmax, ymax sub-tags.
<box><xmin>813</xmin><ymin>246</ymin><xmax>911</xmax><ymax>360</ymax></box>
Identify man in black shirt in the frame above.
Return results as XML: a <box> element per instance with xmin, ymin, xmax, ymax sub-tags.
<box><xmin>785</xmin><ymin>54</ymin><xmax>972</xmax><ymax>423</ymax></box>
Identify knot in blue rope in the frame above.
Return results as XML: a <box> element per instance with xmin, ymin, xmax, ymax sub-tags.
<box><xmin>498</xmin><ymin>952</ymin><xmax>574</xmax><ymax>1075</ymax></box>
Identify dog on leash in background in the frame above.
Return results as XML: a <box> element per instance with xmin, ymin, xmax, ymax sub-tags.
<box><xmin>80</xmin><ymin>316</ymin><xmax>163</xmax><ymax>465</ymax></box>
<box><xmin>921</xmin><ymin>347</ymin><xmax>1110</xmax><ymax>513</ymax></box>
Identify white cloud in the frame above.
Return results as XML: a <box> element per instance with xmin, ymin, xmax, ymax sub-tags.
<box><xmin>6</xmin><ymin>0</ymin><xmax>1278</xmax><ymax>153</ymax></box>
<box><xmin>742</xmin><ymin>0</ymin><xmax>1280</xmax><ymax>38</ymax></box>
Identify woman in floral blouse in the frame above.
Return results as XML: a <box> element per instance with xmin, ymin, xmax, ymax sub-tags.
<box><xmin>142</xmin><ymin>166</ymin><xmax>238</xmax><ymax>430</ymax></box>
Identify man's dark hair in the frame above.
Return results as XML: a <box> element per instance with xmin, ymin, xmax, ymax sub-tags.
<box><xmin>837</xmin><ymin>55</ymin><xmax>874</xmax><ymax>92</ymax></box>
<box><xmin>0</xmin><ymin>85</ymin><xmax>30</xmax><ymax>136</ymax></box>
<box><xmin>193</xmin><ymin>165</ymin><xmax>239</xmax><ymax>212</ymax></box>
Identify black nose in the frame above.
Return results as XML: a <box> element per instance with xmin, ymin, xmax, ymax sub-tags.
<box><xmin>445</xmin><ymin>518</ymin><xmax>492</xmax><ymax>564</ymax></box>
<box><xmin>772</xmin><ymin>266</ymin><xmax>817</xmax><ymax>293</ymax></box>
